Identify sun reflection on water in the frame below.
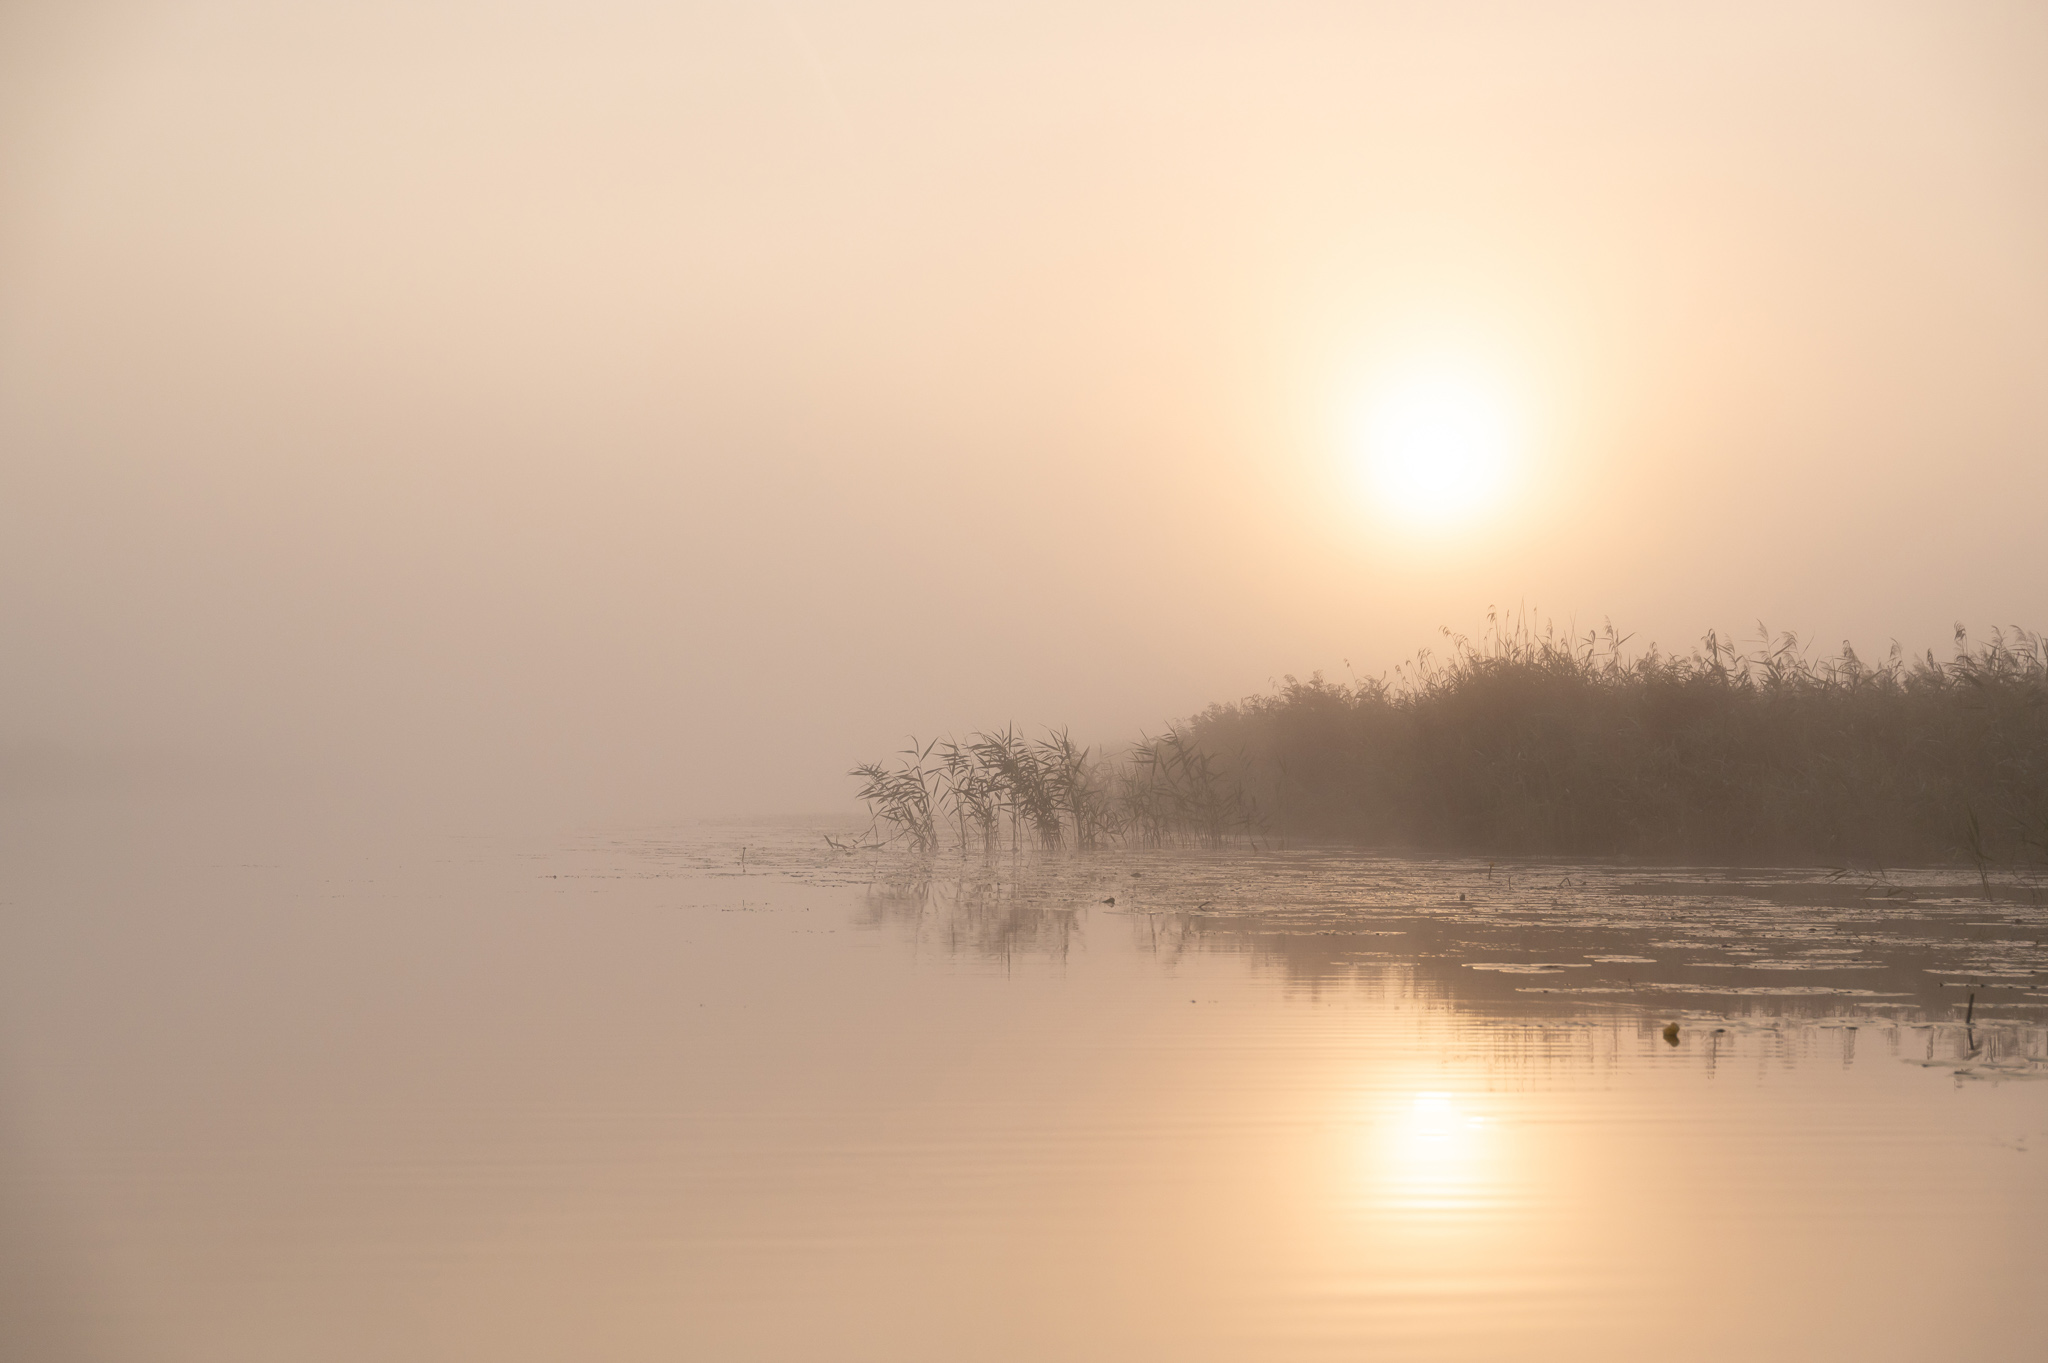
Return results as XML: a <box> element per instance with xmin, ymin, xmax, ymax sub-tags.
<box><xmin>1373</xmin><ymin>1090</ymin><xmax>1497</xmax><ymax>1220</ymax></box>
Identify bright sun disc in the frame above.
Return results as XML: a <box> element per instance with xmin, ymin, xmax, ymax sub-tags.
<box><xmin>1352</xmin><ymin>368</ymin><xmax>1517</xmax><ymax>526</ymax></box>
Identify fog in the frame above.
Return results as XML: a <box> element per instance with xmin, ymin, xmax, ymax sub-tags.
<box><xmin>4</xmin><ymin>0</ymin><xmax>2045</xmax><ymax>826</ymax></box>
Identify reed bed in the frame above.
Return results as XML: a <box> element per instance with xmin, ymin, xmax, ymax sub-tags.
<box><xmin>853</xmin><ymin>614</ymin><xmax>2048</xmax><ymax>868</ymax></box>
<box><xmin>1183</xmin><ymin>615</ymin><xmax>2048</xmax><ymax>866</ymax></box>
<box><xmin>851</xmin><ymin>726</ymin><xmax>1262</xmax><ymax>852</ymax></box>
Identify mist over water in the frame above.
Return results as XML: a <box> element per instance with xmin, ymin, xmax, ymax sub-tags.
<box><xmin>5</xmin><ymin>4</ymin><xmax>2048</xmax><ymax>1358</ymax></box>
<box><xmin>3</xmin><ymin>820</ymin><xmax>2043</xmax><ymax>1361</ymax></box>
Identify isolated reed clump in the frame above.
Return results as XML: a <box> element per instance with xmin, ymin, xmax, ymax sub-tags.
<box><xmin>1181</xmin><ymin>616</ymin><xmax>2048</xmax><ymax>865</ymax></box>
<box><xmin>849</xmin><ymin>745</ymin><xmax>942</xmax><ymax>853</ymax></box>
<box><xmin>851</xmin><ymin>726</ymin><xmax>1262</xmax><ymax>853</ymax></box>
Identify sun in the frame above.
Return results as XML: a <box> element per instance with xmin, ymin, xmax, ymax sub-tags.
<box><xmin>1348</xmin><ymin>364</ymin><xmax>1519</xmax><ymax>527</ymax></box>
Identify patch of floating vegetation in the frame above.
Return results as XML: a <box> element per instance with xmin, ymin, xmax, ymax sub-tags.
<box><xmin>1693</xmin><ymin>961</ymin><xmax>1887</xmax><ymax>970</ymax></box>
<box><xmin>611</xmin><ymin>823</ymin><xmax>2048</xmax><ymax>1044</ymax></box>
<box><xmin>1523</xmin><ymin>984</ymin><xmax>1912</xmax><ymax>997</ymax></box>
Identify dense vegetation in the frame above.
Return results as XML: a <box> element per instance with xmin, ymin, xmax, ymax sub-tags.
<box><xmin>852</xmin><ymin>617</ymin><xmax>2048</xmax><ymax>867</ymax></box>
<box><xmin>849</xmin><ymin>728</ymin><xmax>1259</xmax><ymax>855</ymax></box>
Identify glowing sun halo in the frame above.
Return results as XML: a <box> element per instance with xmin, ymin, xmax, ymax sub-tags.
<box><xmin>1351</xmin><ymin>367</ymin><xmax>1519</xmax><ymax>528</ymax></box>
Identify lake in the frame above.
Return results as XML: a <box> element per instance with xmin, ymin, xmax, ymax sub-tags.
<box><xmin>3</xmin><ymin>808</ymin><xmax>2044</xmax><ymax>1361</ymax></box>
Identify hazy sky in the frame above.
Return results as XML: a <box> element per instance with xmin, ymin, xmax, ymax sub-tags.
<box><xmin>3</xmin><ymin>1</ymin><xmax>2045</xmax><ymax>822</ymax></box>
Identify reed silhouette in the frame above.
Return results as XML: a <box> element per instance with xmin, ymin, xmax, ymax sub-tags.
<box><xmin>1184</xmin><ymin>615</ymin><xmax>2048</xmax><ymax>865</ymax></box>
<box><xmin>852</xmin><ymin>727</ymin><xmax>1262</xmax><ymax>852</ymax></box>
<box><xmin>853</xmin><ymin>614</ymin><xmax>2048</xmax><ymax>866</ymax></box>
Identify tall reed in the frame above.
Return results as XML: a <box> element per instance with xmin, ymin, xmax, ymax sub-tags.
<box><xmin>853</xmin><ymin>615</ymin><xmax>2048</xmax><ymax>866</ymax></box>
<box><xmin>1184</xmin><ymin>614</ymin><xmax>2048</xmax><ymax>865</ymax></box>
<box><xmin>851</xmin><ymin>726</ymin><xmax>1262</xmax><ymax>853</ymax></box>
<box><xmin>850</xmin><ymin>739</ymin><xmax>942</xmax><ymax>854</ymax></box>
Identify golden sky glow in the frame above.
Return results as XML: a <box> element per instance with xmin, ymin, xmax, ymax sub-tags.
<box><xmin>1348</xmin><ymin>360</ymin><xmax>1524</xmax><ymax>530</ymax></box>
<box><xmin>2</xmin><ymin>2</ymin><xmax>2045</xmax><ymax>817</ymax></box>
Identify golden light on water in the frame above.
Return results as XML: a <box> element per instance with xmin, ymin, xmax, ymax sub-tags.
<box><xmin>1350</xmin><ymin>1086</ymin><xmax>1505</xmax><ymax>1230</ymax></box>
<box><xmin>1383</xmin><ymin>1091</ymin><xmax>1493</xmax><ymax>1206</ymax></box>
<box><xmin>1349</xmin><ymin>364</ymin><xmax>1522</xmax><ymax>530</ymax></box>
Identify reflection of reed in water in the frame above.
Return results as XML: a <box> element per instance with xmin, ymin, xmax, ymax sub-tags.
<box><xmin>858</xmin><ymin>861</ymin><xmax>1082</xmax><ymax>964</ymax></box>
<box><xmin>1911</xmin><ymin>1018</ymin><xmax>2048</xmax><ymax>1071</ymax></box>
<box><xmin>855</xmin><ymin>852</ymin><xmax>1225</xmax><ymax>966</ymax></box>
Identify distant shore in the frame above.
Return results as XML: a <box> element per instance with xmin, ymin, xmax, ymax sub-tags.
<box><xmin>854</xmin><ymin>618</ymin><xmax>2048</xmax><ymax>870</ymax></box>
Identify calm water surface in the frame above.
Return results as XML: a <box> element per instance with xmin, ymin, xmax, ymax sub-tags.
<box><xmin>3</xmin><ymin>808</ymin><xmax>2044</xmax><ymax>1361</ymax></box>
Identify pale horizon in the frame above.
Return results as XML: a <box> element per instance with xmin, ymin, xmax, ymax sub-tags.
<box><xmin>4</xmin><ymin>1</ymin><xmax>2045</xmax><ymax>824</ymax></box>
